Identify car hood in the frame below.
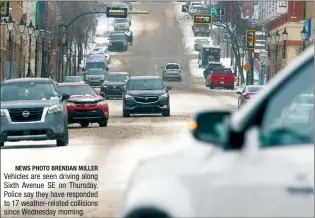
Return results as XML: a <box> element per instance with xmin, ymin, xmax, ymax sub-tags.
<box><xmin>127</xmin><ymin>89</ymin><xmax>166</xmax><ymax>96</ymax></box>
<box><xmin>1</xmin><ymin>99</ymin><xmax>60</xmax><ymax>109</ymax></box>
<box><xmin>104</xmin><ymin>81</ymin><xmax>126</xmax><ymax>86</ymax></box>
<box><xmin>67</xmin><ymin>95</ymin><xmax>103</xmax><ymax>103</ymax></box>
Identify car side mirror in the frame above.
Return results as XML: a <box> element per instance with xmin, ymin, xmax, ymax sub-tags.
<box><xmin>98</xmin><ymin>91</ymin><xmax>105</xmax><ymax>97</ymax></box>
<box><xmin>190</xmin><ymin>109</ymin><xmax>232</xmax><ymax>145</ymax></box>
<box><xmin>61</xmin><ymin>94</ymin><xmax>70</xmax><ymax>101</ymax></box>
<box><xmin>182</xmin><ymin>5</ymin><xmax>188</xmax><ymax>12</ymax></box>
<box><xmin>121</xmin><ymin>86</ymin><xmax>126</xmax><ymax>92</ymax></box>
<box><xmin>236</xmin><ymin>91</ymin><xmax>242</xmax><ymax>95</ymax></box>
<box><xmin>105</xmin><ymin>67</ymin><xmax>109</xmax><ymax>71</ymax></box>
<box><xmin>166</xmin><ymin>86</ymin><xmax>172</xmax><ymax>92</ymax></box>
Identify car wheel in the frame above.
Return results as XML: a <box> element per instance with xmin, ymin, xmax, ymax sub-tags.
<box><xmin>162</xmin><ymin>107</ymin><xmax>170</xmax><ymax>117</ymax></box>
<box><xmin>57</xmin><ymin>122</ymin><xmax>69</xmax><ymax>147</ymax></box>
<box><xmin>0</xmin><ymin>142</ymin><xmax>4</xmax><ymax>147</ymax></box>
<box><xmin>80</xmin><ymin>121</ymin><xmax>89</xmax><ymax>128</ymax></box>
<box><xmin>123</xmin><ymin>106</ymin><xmax>130</xmax><ymax>117</ymax></box>
<box><xmin>99</xmin><ymin>119</ymin><xmax>108</xmax><ymax>127</ymax></box>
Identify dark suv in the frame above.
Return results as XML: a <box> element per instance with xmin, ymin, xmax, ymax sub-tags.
<box><xmin>108</xmin><ymin>33</ymin><xmax>128</xmax><ymax>51</ymax></box>
<box><xmin>0</xmin><ymin>78</ymin><xmax>70</xmax><ymax>147</ymax></box>
<box><xmin>122</xmin><ymin>76</ymin><xmax>172</xmax><ymax>117</ymax></box>
<box><xmin>101</xmin><ymin>72</ymin><xmax>130</xmax><ymax>99</ymax></box>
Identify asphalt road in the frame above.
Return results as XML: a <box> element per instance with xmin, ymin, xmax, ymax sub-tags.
<box><xmin>1</xmin><ymin>2</ymin><xmax>238</xmax><ymax>217</ymax></box>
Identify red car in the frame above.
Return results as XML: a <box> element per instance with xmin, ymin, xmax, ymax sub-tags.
<box><xmin>57</xmin><ymin>83</ymin><xmax>109</xmax><ymax>128</ymax></box>
<box><xmin>206</xmin><ymin>67</ymin><xmax>234</xmax><ymax>90</ymax></box>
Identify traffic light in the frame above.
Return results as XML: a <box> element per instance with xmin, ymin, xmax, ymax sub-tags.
<box><xmin>246</xmin><ymin>30</ymin><xmax>256</xmax><ymax>50</ymax></box>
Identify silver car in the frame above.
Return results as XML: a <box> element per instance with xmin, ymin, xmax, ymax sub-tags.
<box><xmin>84</xmin><ymin>68</ymin><xmax>108</xmax><ymax>86</ymax></box>
<box><xmin>194</xmin><ymin>38</ymin><xmax>211</xmax><ymax>51</ymax></box>
<box><xmin>113</xmin><ymin>18</ymin><xmax>130</xmax><ymax>31</ymax></box>
<box><xmin>161</xmin><ymin>63</ymin><xmax>183</xmax><ymax>81</ymax></box>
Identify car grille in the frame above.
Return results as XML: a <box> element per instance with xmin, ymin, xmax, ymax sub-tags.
<box><xmin>73</xmin><ymin>102</ymin><xmax>98</xmax><ymax>107</ymax></box>
<box><xmin>8</xmin><ymin>107</ymin><xmax>44</xmax><ymax>122</ymax></box>
<box><xmin>134</xmin><ymin>96</ymin><xmax>159</xmax><ymax>103</ymax></box>
<box><xmin>6</xmin><ymin>130</ymin><xmax>47</xmax><ymax>136</ymax></box>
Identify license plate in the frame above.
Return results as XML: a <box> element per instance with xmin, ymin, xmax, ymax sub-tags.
<box><xmin>220</xmin><ymin>81</ymin><xmax>224</xmax><ymax>84</ymax></box>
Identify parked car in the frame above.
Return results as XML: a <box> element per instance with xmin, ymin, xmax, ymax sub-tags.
<box><xmin>0</xmin><ymin>78</ymin><xmax>70</xmax><ymax>147</ymax></box>
<box><xmin>119</xmin><ymin>45</ymin><xmax>314</xmax><ymax>218</ymax></box>
<box><xmin>236</xmin><ymin>85</ymin><xmax>263</xmax><ymax>108</ymax></box>
<box><xmin>57</xmin><ymin>82</ymin><xmax>109</xmax><ymax>128</ymax></box>
<box><xmin>206</xmin><ymin>67</ymin><xmax>234</xmax><ymax>90</ymax></box>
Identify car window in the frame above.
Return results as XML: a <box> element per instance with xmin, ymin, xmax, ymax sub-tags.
<box><xmin>213</xmin><ymin>69</ymin><xmax>232</xmax><ymax>74</ymax></box>
<box><xmin>166</xmin><ymin>64</ymin><xmax>180</xmax><ymax>70</ymax></box>
<box><xmin>105</xmin><ymin>74</ymin><xmax>128</xmax><ymax>82</ymax></box>
<box><xmin>248</xmin><ymin>86</ymin><xmax>262</xmax><ymax>92</ymax></box>
<box><xmin>128</xmin><ymin>79</ymin><xmax>164</xmax><ymax>90</ymax></box>
<box><xmin>58</xmin><ymin>85</ymin><xmax>98</xmax><ymax>96</ymax></box>
<box><xmin>260</xmin><ymin>58</ymin><xmax>314</xmax><ymax>147</ymax></box>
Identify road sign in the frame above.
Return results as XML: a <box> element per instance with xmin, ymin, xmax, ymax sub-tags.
<box><xmin>4</xmin><ymin>61</ymin><xmax>18</xmax><ymax>79</ymax></box>
<box><xmin>217</xmin><ymin>8</ymin><xmax>225</xmax><ymax>16</ymax></box>
<box><xmin>106</xmin><ymin>7</ymin><xmax>128</xmax><ymax>18</ymax></box>
<box><xmin>0</xmin><ymin>1</ymin><xmax>10</xmax><ymax>23</ymax></box>
<box><xmin>193</xmin><ymin>14</ymin><xmax>212</xmax><ymax>24</ymax></box>
<box><xmin>243</xmin><ymin>63</ymin><xmax>250</xmax><ymax>72</ymax></box>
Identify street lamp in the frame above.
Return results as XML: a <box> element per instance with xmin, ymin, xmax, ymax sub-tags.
<box><xmin>18</xmin><ymin>18</ymin><xmax>26</xmax><ymax>78</ymax></box>
<box><xmin>6</xmin><ymin>14</ymin><xmax>15</xmax><ymax>79</ymax></box>
<box><xmin>34</xmin><ymin>25</ymin><xmax>40</xmax><ymax>77</ymax></box>
<box><xmin>274</xmin><ymin>29</ymin><xmax>280</xmax><ymax>74</ymax></box>
<box><xmin>301</xmin><ymin>26</ymin><xmax>308</xmax><ymax>51</ymax></box>
<box><xmin>281</xmin><ymin>28</ymin><xmax>288</xmax><ymax>69</ymax></box>
<box><xmin>266</xmin><ymin>31</ymin><xmax>272</xmax><ymax>82</ymax></box>
<box><xmin>27</xmin><ymin>20</ymin><xmax>34</xmax><ymax>77</ymax></box>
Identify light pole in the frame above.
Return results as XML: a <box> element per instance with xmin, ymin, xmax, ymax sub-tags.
<box><xmin>273</xmin><ymin>29</ymin><xmax>280</xmax><ymax>75</ymax></box>
<box><xmin>266</xmin><ymin>31</ymin><xmax>272</xmax><ymax>82</ymax></box>
<box><xmin>300</xmin><ymin>26</ymin><xmax>308</xmax><ymax>51</ymax></box>
<box><xmin>18</xmin><ymin>18</ymin><xmax>26</xmax><ymax>78</ymax></box>
<box><xmin>281</xmin><ymin>28</ymin><xmax>288</xmax><ymax>69</ymax></box>
<box><xmin>6</xmin><ymin>14</ymin><xmax>15</xmax><ymax>79</ymax></box>
<box><xmin>34</xmin><ymin>25</ymin><xmax>40</xmax><ymax>77</ymax></box>
<box><xmin>27</xmin><ymin>21</ymin><xmax>34</xmax><ymax>77</ymax></box>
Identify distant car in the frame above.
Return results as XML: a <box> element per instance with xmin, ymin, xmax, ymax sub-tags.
<box><xmin>236</xmin><ymin>85</ymin><xmax>263</xmax><ymax>108</ymax></box>
<box><xmin>194</xmin><ymin>38</ymin><xmax>210</xmax><ymax>51</ymax></box>
<box><xmin>57</xmin><ymin>83</ymin><xmax>109</xmax><ymax>128</ymax></box>
<box><xmin>90</xmin><ymin>47</ymin><xmax>111</xmax><ymax>64</ymax></box>
<box><xmin>281</xmin><ymin>93</ymin><xmax>314</xmax><ymax>125</ymax></box>
<box><xmin>101</xmin><ymin>72</ymin><xmax>130</xmax><ymax>99</ymax></box>
<box><xmin>113</xmin><ymin>18</ymin><xmax>130</xmax><ymax>31</ymax></box>
<box><xmin>110</xmin><ymin>31</ymin><xmax>133</xmax><ymax>45</ymax></box>
<box><xmin>161</xmin><ymin>63</ymin><xmax>183</xmax><ymax>81</ymax></box>
<box><xmin>203</xmin><ymin>62</ymin><xmax>223</xmax><ymax>79</ymax></box>
<box><xmin>63</xmin><ymin>76</ymin><xmax>86</xmax><ymax>83</ymax></box>
<box><xmin>0</xmin><ymin>78</ymin><xmax>70</xmax><ymax>147</ymax></box>
<box><xmin>84</xmin><ymin>68</ymin><xmax>108</xmax><ymax>86</ymax></box>
<box><xmin>206</xmin><ymin>67</ymin><xmax>234</xmax><ymax>90</ymax></box>
<box><xmin>122</xmin><ymin>76</ymin><xmax>172</xmax><ymax>117</ymax></box>
<box><xmin>108</xmin><ymin>33</ymin><xmax>128</xmax><ymax>52</ymax></box>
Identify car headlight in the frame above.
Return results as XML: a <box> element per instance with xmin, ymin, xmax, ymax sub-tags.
<box><xmin>0</xmin><ymin>109</ymin><xmax>5</xmax><ymax>116</ymax></box>
<box><xmin>97</xmin><ymin>101</ymin><xmax>107</xmax><ymax>106</ymax></box>
<box><xmin>160</xmin><ymin>93</ymin><xmax>168</xmax><ymax>98</ymax></box>
<box><xmin>124</xmin><ymin>94</ymin><xmax>133</xmax><ymax>99</ymax></box>
<box><xmin>48</xmin><ymin>105</ymin><xmax>63</xmax><ymax>114</ymax></box>
<box><xmin>67</xmin><ymin>102</ymin><xmax>75</xmax><ymax>107</ymax></box>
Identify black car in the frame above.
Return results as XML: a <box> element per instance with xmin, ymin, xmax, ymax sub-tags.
<box><xmin>101</xmin><ymin>72</ymin><xmax>130</xmax><ymax>99</ymax></box>
<box><xmin>108</xmin><ymin>33</ymin><xmax>128</xmax><ymax>51</ymax></box>
<box><xmin>122</xmin><ymin>76</ymin><xmax>171</xmax><ymax>117</ymax></box>
<box><xmin>110</xmin><ymin>31</ymin><xmax>133</xmax><ymax>45</ymax></box>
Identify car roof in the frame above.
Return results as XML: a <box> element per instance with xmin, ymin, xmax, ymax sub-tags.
<box><xmin>166</xmin><ymin>63</ymin><xmax>180</xmax><ymax>65</ymax></box>
<box><xmin>1</xmin><ymin>77</ymin><xmax>53</xmax><ymax>85</ymax></box>
<box><xmin>57</xmin><ymin>82</ymin><xmax>89</xmax><ymax>86</ymax></box>
<box><xmin>130</xmin><ymin>76</ymin><xmax>160</xmax><ymax>80</ymax></box>
<box><xmin>108</xmin><ymin>72</ymin><xmax>129</xmax><ymax>75</ymax></box>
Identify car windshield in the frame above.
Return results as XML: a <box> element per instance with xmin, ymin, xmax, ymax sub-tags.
<box><xmin>115</xmin><ymin>18</ymin><xmax>128</xmax><ymax>23</ymax></box>
<box><xmin>192</xmin><ymin>5</ymin><xmax>202</xmax><ymax>9</ymax></box>
<box><xmin>208</xmin><ymin>64</ymin><xmax>222</xmax><ymax>70</ymax></box>
<box><xmin>1</xmin><ymin>83</ymin><xmax>59</xmax><ymax>101</ymax></box>
<box><xmin>166</xmin><ymin>64</ymin><xmax>180</xmax><ymax>70</ymax></box>
<box><xmin>64</xmin><ymin>77</ymin><xmax>83</xmax><ymax>82</ymax></box>
<box><xmin>213</xmin><ymin>68</ymin><xmax>232</xmax><ymax>74</ymax></box>
<box><xmin>294</xmin><ymin>95</ymin><xmax>314</xmax><ymax>104</ymax></box>
<box><xmin>105</xmin><ymin>74</ymin><xmax>128</xmax><ymax>82</ymax></box>
<box><xmin>128</xmin><ymin>79</ymin><xmax>164</xmax><ymax>90</ymax></box>
<box><xmin>57</xmin><ymin>85</ymin><xmax>97</xmax><ymax>96</ymax></box>
<box><xmin>86</xmin><ymin>62</ymin><xmax>106</xmax><ymax>70</ymax></box>
<box><xmin>197</xmin><ymin>39</ymin><xmax>209</xmax><ymax>43</ymax></box>
<box><xmin>110</xmin><ymin>34</ymin><xmax>126</xmax><ymax>40</ymax></box>
<box><xmin>248</xmin><ymin>86</ymin><xmax>262</xmax><ymax>93</ymax></box>
<box><xmin>86</xmin><ymin>69</ymin><xmax>104</xmax><ymax>75</ymax></box>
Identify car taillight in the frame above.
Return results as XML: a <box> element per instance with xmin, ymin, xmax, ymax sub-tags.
<box><xmin>243</xmin><ymin>93</ymin><xmax>252</xmax><ymax>99</ymax></box>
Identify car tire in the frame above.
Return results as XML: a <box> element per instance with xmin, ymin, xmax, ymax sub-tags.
<box><xmin>0</xmin><ymin>142</ymin><xmax>4</xmax><ymax>147</ymax></box>
<box><xmin>99</xmin><ymin>120</ymin><xmax>108</xmax><ymax>127</ymax></box>
<box><xmin>123</xmin><ymin>107</ymin><xmax>130</xmax><ymax>117</ymax></box>
<box><xmin>57</xmin><ymin>122</ymin><xmax>69</xmax><ymax>147</ymax></box>
<box><xmin>80</xmin><ymin>121</ymin><xmax>89</xmax><ymax>128</ymax></box>
<box><xmin>162</xmin><ymin>107</ymin><xmax>170</xmax><ymax>117</ymax></box>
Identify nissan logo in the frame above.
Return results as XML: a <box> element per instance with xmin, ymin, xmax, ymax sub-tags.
<box><xmin>22</xmin><ymin>111</ymin><xmax>30</xmax><ymax>117</ymax></box>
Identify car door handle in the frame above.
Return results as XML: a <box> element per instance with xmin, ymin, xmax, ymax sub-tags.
<box><xmin>286</xmin><ymin>186</ymin><xmax>314</xmax><ymax>195</ymax></box>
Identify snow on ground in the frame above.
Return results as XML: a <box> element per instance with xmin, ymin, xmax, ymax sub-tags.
<box><xmin>189</xmin><ymin>59</ymin><xmax>203</xmax><ymax>79</ymax></box>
